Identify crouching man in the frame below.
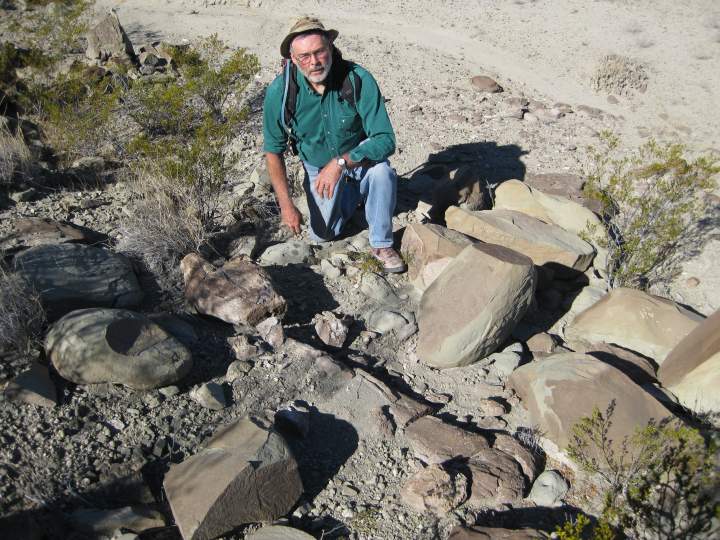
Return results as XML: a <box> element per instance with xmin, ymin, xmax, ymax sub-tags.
<box><xmin>262</xmin><ymin>16</ymin><xmax>406</xmax><ymax>273</ymax></box>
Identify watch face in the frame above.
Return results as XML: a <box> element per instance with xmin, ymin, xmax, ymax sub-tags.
<box><xmin>337</xmin><ymin>158</ymin><xmax>346</xmax><ymax>167</ymax></box>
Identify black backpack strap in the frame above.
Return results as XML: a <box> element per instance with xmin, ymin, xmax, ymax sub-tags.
<box><xmin>339</xmin><ymin>61</ymin><xmax>362</xmax><ymax>107</ymax></box>
<box><xmin>280</xmin><ymin>61</ymin><xmax>299</xmax><ymax>154</ymax></box>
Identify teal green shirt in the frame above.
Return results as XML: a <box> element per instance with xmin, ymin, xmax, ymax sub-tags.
<box><xmin>262</xmin><ymin>61</ymin><xmax>396</xmax><ymax>168</ymax></box>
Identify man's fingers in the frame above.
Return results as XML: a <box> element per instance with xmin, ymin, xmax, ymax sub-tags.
<box><xmin>327</xmin><ymin>183</ymin><xmax>335</xmax><ymax>199</ymax></box>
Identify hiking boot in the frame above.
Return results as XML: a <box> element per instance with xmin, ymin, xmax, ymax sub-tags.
<box><xmin>370</xmin><ymin>247</ymin><xmax>407</xmax><ymax>274</ymax></box>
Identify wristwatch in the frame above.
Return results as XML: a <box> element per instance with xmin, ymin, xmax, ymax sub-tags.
<box><xmin>336</xmin><ymin>157</ymin><xmax>347</xmax><ymax>170</ymax></box>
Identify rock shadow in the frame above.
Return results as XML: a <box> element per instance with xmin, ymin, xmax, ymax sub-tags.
<box><xmin>283</xmin><ymin>407</ymin><xmax>359</xmax><ymax>501</ymax></box>
<box><xmin>470</xmin><ymin>504</ymin><xmax>587</xmax><ymax>534</ymax></box>
<box><xmin>395</xmin><ymin>141</ymin><xmax>528</xmax><ymax>222</ymax></box>
<box><xmin>264</xmin><ymin>264</ymin><xmax>339</xmax><ymax>328</ymax></box>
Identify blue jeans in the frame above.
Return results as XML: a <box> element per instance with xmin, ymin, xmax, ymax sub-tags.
<box><xmin>302</xmin><ymin>160</ymin><xmax>397</xmax><ymax>248</ymax></box>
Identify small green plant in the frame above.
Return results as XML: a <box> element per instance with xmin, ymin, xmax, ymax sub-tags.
<box><xmin>564</xmin><ymin>400</ymin><xmax>719</xmax><ymax>539</ymax></box>
<box><xmin>555</xmin><ymin>513</ymin><xmax>615</xmax><ymax>540</ymax></box>
<box><xmin>350</xmin><ymin>251</ymin><xmax>384</xmax><ymax>274</ymax></box>
<box><xmin>584</xmin><ymin>132</ymin><xmax>719</xmax><ymax>289</ymax></box>
<box><xmin>350</xmin><ymin>507</ymin><xmax>380</xmax><ymax>535</ymax></box>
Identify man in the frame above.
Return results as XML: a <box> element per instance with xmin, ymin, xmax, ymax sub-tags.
<box><xmin>262</xmin><ymin>16</ymin><xmax>406</xmax><ymax>273</ymax></box>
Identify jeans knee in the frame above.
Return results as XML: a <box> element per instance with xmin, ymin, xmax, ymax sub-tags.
<box><xmin>368</xmin><ymin>161</ymin><xmax>396</xmax><ymax>185</ymax></box>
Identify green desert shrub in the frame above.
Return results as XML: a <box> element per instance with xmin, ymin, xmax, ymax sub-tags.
<box><xmin>23</xmin><ymin>64</ymin><xmax>121</xmax><ymax>162</ymax></box>
<box><xmin>584</xmin><ymin>132</ymin><xmax>719</xmax><ymax>289</ymax></box>
<box><xmin>119</xmin><ymin>36</ymin><xmax>259</xmax><ymax>270</ymax></box>
<box><xmin>560</xmin><ymin>400</ymin><xmax>719</xmax><ymax>540</ymax></box>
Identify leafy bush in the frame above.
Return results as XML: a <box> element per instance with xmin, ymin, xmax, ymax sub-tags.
<box><xmin>562</xmin><ymin>400</ymin><xmax>719</xmax><ymax>539</ymax></box>
<box><xmin>23</xmin><ymin>64</ymin><xmax>121</xmax><ymax>162</ymax></box>
<box><xmin>0</xmin><ymin>263</ymin><xmax>45</xmax><ymax>354</ymax></box>
<box><xmin>584</xmin><ymin>133</ymin><xmax>719</xmax><ymax>289</ymax></box>
<box><xmin>119</xmin><ymin>36</ymin><xmax>259</xmax><ymax>269</ymax></box>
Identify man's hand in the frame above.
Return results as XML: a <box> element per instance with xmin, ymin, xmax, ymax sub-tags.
<box><xmin>314</xmin><ymin>160</ymin><xmax>344</xmax><ymax>199</ymax></box>
<box><xmin>280</xmin><ymin>202</ymin><xmax>303</xmax><ymax>235</ymax></box>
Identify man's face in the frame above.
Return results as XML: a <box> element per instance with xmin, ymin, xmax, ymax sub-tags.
<box><xmin>290</xmin><ymin>33</ymin><xmax>332</xmax><ymax>84</ymax></box>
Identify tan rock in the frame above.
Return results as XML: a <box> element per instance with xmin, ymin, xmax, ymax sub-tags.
<box><xmin>400</xmin><ymin>465</ymin><xmax>468</xmax><ymax>515</ymax></box>
<box><xmin>247</xmin><ymin>526</ymin><xmax>314</xmax><ymax>540</ymax></box>
<box><xmin>659</xmin><ymin>309</ymin><xmax>720</xmax><ymax>412</ymax></box>
<box><xmin>446</xmin><ymin>207</ymin><xmax>595</xmax><ymax>274</ymax></box>
<box><xmin>448</xmin><ymin>526</ymin><xmax>545</xmax><ymax>540</ymax></box>
<box><xmin>494</xmin><ymin>179</ymin><xmax>602</xmax><ymax>240</ymax></box>
<box><xmin>85</xmin><ymin>12</ymin><xmax>135</xmax><ymax>62</ymax></box>
<box><xmin>526</xmin><ymin>332</ymin><xmax>558</xmax><ymax>353</ymax></box>
<box><xmin>181</xmin><ymin>254</ymin><xmax>286</xmax><ymax>327</ymax></box>
<box><xmin>492</xmin><ymin>433</ymin><xmax>543</xmax><ymax>483</ymax></box>
<box><xmin>565</xmin><ymin>288</ymin><xmax>703</xmax><ymax>364</ymax></box>
<box><xmin>417</xmin><ymin>243</ymin><xmax>535</xmax><ymax>368</ymax></box>
<box><xmin>404</xmin><ymin>416</ymin><xmax>490</xmax><ymax>464</ymax></box>
<box><xmin>471</xmin><ymin>75</ymin><xmax>503</xmax><ymax>93</ymax></box>
<box><xmin>164</xmin><ymin>417</ymin><xmax>302</xmax><ymax>540</ymax></box>
<box><xmin>313</xmin><ymin>311</ymin><xmax>350</xmax><ymax>347</ymax></box>
<box><xmin>509</xmin><ymin>353</ymin><xmax>674</xmax><ymax>451</ymax></box>
<box><xmin>466</xmin><ymin>448</ymin><xmax>526</xmax><ymax>506</ymax></box>
<box><xmin>568</xmin><ymin>340</ymin><xmax>658</xmax><ymax>385</ymax></box>
<box><xmin>400</xmin><ymin>223</ymin><xmax>475</xmax><ymax>291</ymax></box>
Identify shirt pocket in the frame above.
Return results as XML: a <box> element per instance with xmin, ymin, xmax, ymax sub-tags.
<box><xmin>338</xmin><ymin>112</ymin><xmax>360</xmax><ymax>134</ymax></box>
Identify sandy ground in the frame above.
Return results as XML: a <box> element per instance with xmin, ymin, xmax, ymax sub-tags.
<box><xmin>91</xmin><ymin>0</ymin><xmax>720</xmax><ymax>314</ymax></box>
<box><xmin>95</xmin><ymin>0</ymin><xmax>720</xmax><ymax>152</ymax></box>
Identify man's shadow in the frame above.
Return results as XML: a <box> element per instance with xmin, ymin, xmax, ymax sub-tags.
<box><xmin>396</xmin><ymin>142</ymin><xmax>528</xmax><ymax>224</ymax></box>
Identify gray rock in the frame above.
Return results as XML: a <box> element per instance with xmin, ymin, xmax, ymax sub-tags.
<box><xmin>68</xmin><ymin>506</ymin><xmax>164</xmax><ymax>535</ymax></box>
<box><xmin>528</xmin><ymin>470</ymin><xmax>568</xmax><ymax>506</ymax></box>
<box><xmin>448</xmin><ymin>526</ymin><xmax>545</xmax><ymax>539</ymax></box>
<box><xmin>367</xmin><ymin>309</ymin><xmax>408</xmax><ymax>334</ymax></box>
<box><xmin>190</xmin><ymin>382</ymin><xmax>227</xmax><ymax>410</ymax></box>
<box><xmin>4</xmin><ymin>362</ymin><xmax>56</xmax><ymax>407</ymax></box>
<box><xmin>164</xmin><ymin>417</ymin><xmax>303</xmax><ymax>540</ymax></box>
<box><xmin>274</xmin><ymin>407</ymin><xmax>310</xmax><ymax>438</ymax></box>
<box><xmin>0</xmin><ymin>217</ymin><xmax>106</xmax><ymax>255</ymax></box>
<box><xmin>226</xmin><ymin>360</ymin><xmax>253</xmax><ymax>382</ymax></box>
<box><xmin>46</xmin><ymin>309</ymin><xmax>192</xmax><ymax>390</ymax></box>
<box><xmin>258</xmin><ymin>240</ymin><xmax>314</xmax><ymax>266</ymax></box>
<box><xmin>13</xmin><ymin>244</ymin><xmax>143</xmax><ymax>320</ymax></box>
<box><xmin>246</xmin><ymin>526</ymin><xmax>314</xmax><ymax>540</ymax></box>
<box><xmin>85</xmin><ymin>12</ymin><xmax>135</xmax><ymax>62</ymax></box>
<box><xmin>490</xmin><ymin>352</ymin><xmax>522</xmax><ymax>377</ymax></box>
<box><xmin>320</xmin><ymin>258</ymin><xmax>342</xmax><ymax>279</ymax></box>
<box><xmin>360</xmin><ymin>272</ymin><xmax>400</xmax><ymax>306</ymax></box>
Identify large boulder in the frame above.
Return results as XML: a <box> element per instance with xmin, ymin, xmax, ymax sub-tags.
<box><xmin>658</xmin><ymin>309</ymin><xmax>720</xmax><ymax>413</ymax></box>
<box><xmin>46</xmin><ymin>308</ymin><xmax>192</xmax><ymax>390</ymax></box>
<box><xmin>494</xmin><ymin>179</ymin><xmax>602</xmax><ymax>239</ymax></box>
<box><xmin>565</xmin><ymin>288</ymin><xmax>703</xmax><ymax>364</ymax></box>
<box><xmin>13</xmin><ymin>244</ymin><xmax>143</xmax><ymax>320</ymax></box>
<box><xmin>180</xmin><ymin>254</ymin><xmax>286</xmax><ymax>326</ymax></box>
<box><xmin>417</xmin><ymin>242</ymin><xmax>535</xmax><ymax>368</ymax></box>
<box><xmin>0</xmin><ymin>217</ymin><xmax>107</xmax><ymax>255</ymax></box>
<box><xmin>85</xmin><ymin>12</ymin><xmax>135</xmax><ymax>62</ymax></box>
<box><xmin>509</xmin><ymin>353</ymin><xmax>674</xmax><ymax>452</ymax></box>
<box><xmin>400</xmin><ymin>223</ymin><xmax>475</xmax><ymax>292</ymax></box>
<box><xmin>164</xmin><ymin>417</ymin><xmax>303</xmax><ymax>540</ymax></box>
<box><xmin>445</xmin><ymin>207</ymin><xmax>595</xmax><ymax>275</ymax></box>
<box><xmin>465</xmin><ymin>448</ymin><xmax>526</xmax><ymax>506</ymax></box>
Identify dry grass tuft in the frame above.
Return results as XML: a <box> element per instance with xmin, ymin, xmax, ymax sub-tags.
<box><xmin>0</xmin><ymin>124</ymin><xmax>31</xmax><ymax>186</ymax></box>
<box><xmin>590</xmin><ymin>54</ymin><xmax>648</xmax><ymax>96</ymax></box>
<box><xmin>0</xmin><ymin>263</ymin><xmax>45</xmax><ymax>354</ymax></box>
<box><xmin>116</xmin><ymin>162</ymin><xmax>226</xmax><ymax>272</ymax></box>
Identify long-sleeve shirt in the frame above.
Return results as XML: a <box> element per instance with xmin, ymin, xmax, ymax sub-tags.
<box><xmin>262</xmin><ymin>60</ymin><xmax>396</xmax><ymax>168</ymax></box>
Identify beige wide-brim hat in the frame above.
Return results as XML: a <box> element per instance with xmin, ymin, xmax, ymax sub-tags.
<box><xmin>280</xmin><ymin>16</ymin><xmax>339</xmax><ymax>59</ymax></box>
